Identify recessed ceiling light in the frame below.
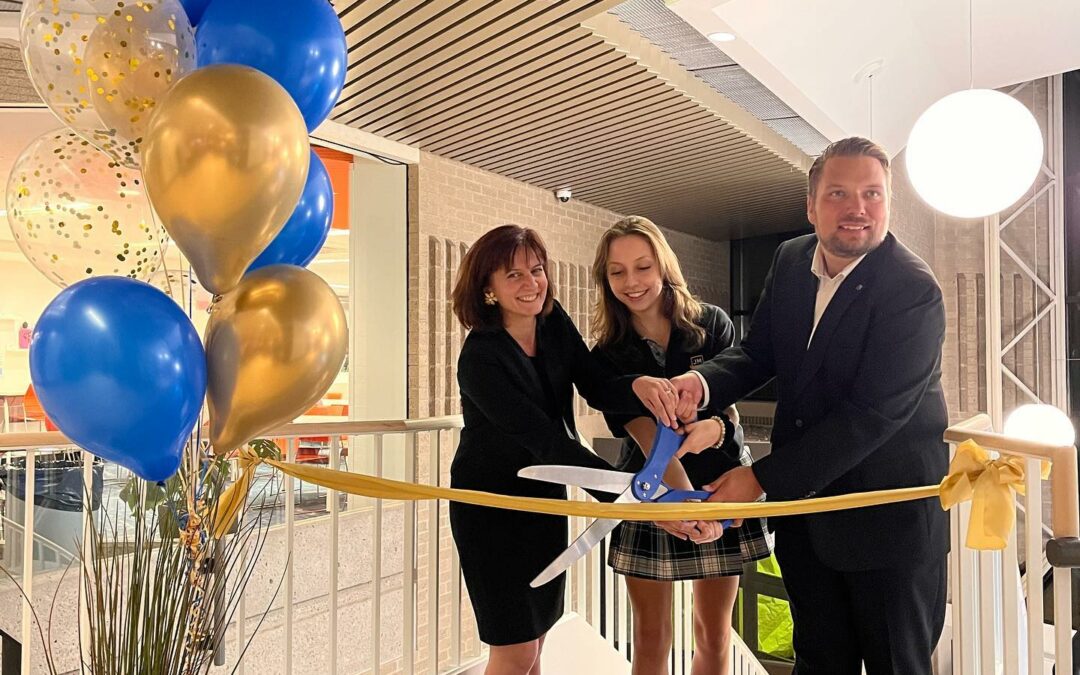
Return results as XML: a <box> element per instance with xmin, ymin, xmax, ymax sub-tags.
<box><xmin>707</xmin><ymin>32</ymin><xmax>736</xmax><ymax>43</ymax></box>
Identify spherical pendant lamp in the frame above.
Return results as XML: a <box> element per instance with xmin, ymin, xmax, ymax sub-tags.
<box><xmin>906</xmin><ymin>89</ymin><xmax>1043</xmax><ymax>219</ymax></box>
<box><xmin>1003</xmin><ymin>403</ymin><xmax>1076</xmax><ymax>447</ymax></box>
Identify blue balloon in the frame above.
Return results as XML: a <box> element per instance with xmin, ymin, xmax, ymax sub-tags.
<box><xmin>248</xmin><ymin>150</ymin><xmax>333</xmax><ymax>272</ymax></box>
<box><xmin>30</xmin><ymin>278</ymin><xmax>207</xmax><ymax>482</ymax></box>
<box><xmin>180</xmin><ymin>0</ymin><xmax>212</xmax><ymax>25</ymax></box>
<box><xmin>196</xmin><ymin>0</ymin><xmax>347</xmax><ymax>131</ymax></box>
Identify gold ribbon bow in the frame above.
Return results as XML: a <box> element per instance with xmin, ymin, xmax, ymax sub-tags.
<box><xmin>939</xmin><ymin>440</ymin><xmax>1049</xmax><ymax>550</ymax></box>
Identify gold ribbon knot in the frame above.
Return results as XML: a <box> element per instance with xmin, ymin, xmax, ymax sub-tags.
<box><xmin>939</xmin><ymin>440</ymin><xmax>1048</xmax><ymax>550</ymax></box>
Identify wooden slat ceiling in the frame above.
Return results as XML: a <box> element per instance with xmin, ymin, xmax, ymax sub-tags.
<box><xmin>0</xmin><ymin>0</ymin><xmax>815</xmax><ymax>239</ymax></box>
<box><xmin>333</xmin><ymin>0</ymin><xmax>815</xmax><ymax>239</ymax></box>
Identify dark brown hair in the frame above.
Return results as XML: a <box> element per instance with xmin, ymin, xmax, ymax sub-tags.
<box><xmin>807</xmin><ymin>136</ymin><xmax>892</xmax><ymax>198</ymax></box>
<box><xmin>452</xmin><ymin>225</ymin><xmax>556</xmax><ymax>330</ymax></box>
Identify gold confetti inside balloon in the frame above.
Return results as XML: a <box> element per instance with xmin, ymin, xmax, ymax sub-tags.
<box><xmin>19</xmin><ymin>0</ymin><xmax>196</xmax><ymax>168</ymax></box>
<box><xmin>5</xmin><ymin>130</ymin><xmax>166</xmax><ymax>288</ymax></box>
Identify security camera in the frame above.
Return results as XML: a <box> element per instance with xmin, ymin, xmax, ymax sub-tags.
<box><xmin>554</xmin><ymin>188</ymin><xmax>572</xmax><ymax>203</ymax></box>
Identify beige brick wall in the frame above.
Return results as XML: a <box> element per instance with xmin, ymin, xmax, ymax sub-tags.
<box><xmin>890</xmin><ymin>149</ymin><xmax>937</xmax><ymax>269</ymax></box>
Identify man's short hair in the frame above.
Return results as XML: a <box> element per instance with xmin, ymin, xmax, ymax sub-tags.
<box><xmin>807</xmin><ymin>137</ymin><xmax>891</xmax><ymax>197</ymax></box>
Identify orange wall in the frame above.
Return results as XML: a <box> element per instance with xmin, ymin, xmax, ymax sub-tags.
<box><xmin>314</xmin><ymin>146</ymin><xmax>353</xmax><ymax>231</ymax></box>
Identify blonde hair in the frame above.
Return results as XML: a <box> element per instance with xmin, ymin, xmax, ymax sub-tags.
<box><xmin>591</xmin><ymin>216</ymin><xmax>705</xmax><ymax>349</ymax></box>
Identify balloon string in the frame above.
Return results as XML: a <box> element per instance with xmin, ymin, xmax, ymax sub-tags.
<box><xmin>151</xmin><ymin>205</ymin><xmax>178</xmax><ymax>306</ymax></box>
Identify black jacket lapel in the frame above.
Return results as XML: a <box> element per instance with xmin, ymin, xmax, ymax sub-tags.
<box><xmin>791</xmin><ymin>236</ymin><xmax>892</xmax><ymax>400</ymax></box>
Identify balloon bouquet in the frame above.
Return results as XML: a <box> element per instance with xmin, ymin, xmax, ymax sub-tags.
<box><xmin>10</xmin><ymin>0</ymin><xmax>348</xmax><ymax>488</ymax></box>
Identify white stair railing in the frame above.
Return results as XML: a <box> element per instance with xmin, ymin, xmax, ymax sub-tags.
<box><xmin>942</xmin><ymin>414</ymin><xmax>1079</xmax><ymax>675</ymax></box>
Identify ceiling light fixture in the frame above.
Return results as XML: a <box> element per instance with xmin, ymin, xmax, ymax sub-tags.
<box><xmin>905</xmin><ymin>0</ymin><xmax>1042</xmax><ymax>218</ymax></box>
<box><xmin>707</xmin><ymin>32</ymin><xmax>736</xmax><ymax>43</ymax></box>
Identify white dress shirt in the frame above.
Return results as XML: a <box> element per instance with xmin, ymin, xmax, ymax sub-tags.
<box><xmin>692</xmin><ymin>244</ymin><xmax>866</xmax><ymax>406</ymax></box>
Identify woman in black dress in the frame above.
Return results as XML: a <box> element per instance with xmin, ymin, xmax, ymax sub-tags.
<box><xmin>449</xmin><ymin>225</ymin><xmax>676</xmax><ymax>674</ymax></box>
<box><xmin>590</xmin><ymin>216</ymin><xmax>773</xmax><ymax>675</ymax></box>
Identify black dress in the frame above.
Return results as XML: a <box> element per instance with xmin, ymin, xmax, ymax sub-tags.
<box><xmin>449</xmin><ymin>301</ymin><xmax>643</xmax><ymax>646</ymax></box>
<box><xmin>591</xmin><ymin>304</ymin><xmax>773</xmax><ymax>580</ymax></box>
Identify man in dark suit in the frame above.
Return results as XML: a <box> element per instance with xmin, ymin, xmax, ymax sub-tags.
<box><xmin>672</xmin><ymin>137</ymin><xmax>949</xmax><ymax>674</ymax></box>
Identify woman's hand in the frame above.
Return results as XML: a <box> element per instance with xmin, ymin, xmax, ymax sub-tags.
<box><xmin>631</xmin><ymin>376</ymin><xmax>679</xmax><ymax>427</ymax></box>
<box><xmin>687</xmin><ymin>519</ymin><xmax>724</xmax><ymax>544</ymax></box>
<box><xmin>655</xmin><ymin>519</ymin><xmax>725</xmax><ymax>544</ymax></box>
<box><xmin>674</xmin><ymin>417</ymin><xmax>725</xmax><ymax>457</ymax></box>
<box><xmin>655</xmin><ymin>520</ymin><xmax>698</xmax><ymax>540</ymax></box>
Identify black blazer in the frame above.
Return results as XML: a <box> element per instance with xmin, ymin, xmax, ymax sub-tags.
<box><xmin>451</xmin><ymin>301</ymin><xmax>643</xmax><ymax>498</ymax></box>
<box><xmin>697</xmin><ymin>233</ymin><xmax>949</xmax><ymax>571</ymax></box>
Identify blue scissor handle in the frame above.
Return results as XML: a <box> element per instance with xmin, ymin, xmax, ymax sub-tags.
<box><xmin>632</xmin><ymin>423</ymin><xmax>684</xmax><ymax>501</ymax></box>
<box><xmin>636</xmin><ymin>424</ymin><xmax>736</xmax><ymax>528</ymax></box>
<box><xmin>655</xmin><ymin>489</ymin><xmax>713</xmax><ymax>502</ymax></box>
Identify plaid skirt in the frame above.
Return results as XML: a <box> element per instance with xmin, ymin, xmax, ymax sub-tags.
<box><xmin>609</xmin><ymin>516</ymin><xmax>773</xmax><ymax>581</ymax></box>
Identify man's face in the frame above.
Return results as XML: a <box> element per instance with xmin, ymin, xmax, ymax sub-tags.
<box><xmin>807</xmin><ymin>155</ymin><xmax>890</xmax><ymax>261</ymax></box>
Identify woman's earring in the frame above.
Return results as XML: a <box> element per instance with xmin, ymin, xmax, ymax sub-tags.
<box><xmin>483</xmin><ymin>290</ymin><xmax>498</xmax><ymax>306</ymax></box>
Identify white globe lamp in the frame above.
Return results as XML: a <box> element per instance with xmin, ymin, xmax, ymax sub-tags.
<box><xmin>1003</xmin><ymin>404</ymin><xmax>1076</xmax><ymax>447</ymax></box>
<box><xmin>906</xmin><ymin>89</ymin><xmax>1044</xmax><ymax>219</ymax></box>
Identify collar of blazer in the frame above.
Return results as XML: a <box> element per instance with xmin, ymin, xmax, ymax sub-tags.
<box><xmin>481</xmin><ymin>307</ymin><xmax>563</xmax><ymax>409</ymax></box>
<box><xmin>791</xmin><ymin>233</ymin><xmax>895</xmax><ymax>400</ymax></box>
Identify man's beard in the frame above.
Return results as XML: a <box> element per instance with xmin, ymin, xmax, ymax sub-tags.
<box><xmin>819</xmin><ymin>224</ymin><xmax>884</xmax><ymax>259</ymax></box>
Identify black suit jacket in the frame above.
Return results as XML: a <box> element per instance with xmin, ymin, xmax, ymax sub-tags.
<box><xmin>697</xmin><ymin>233</ymin><xmax>949</xmax><ymax>571</ymax></box>
<box><xmin>450</xmin><ymin>301</ymin><xmax>642</xmax><ymax>498</ymax></box>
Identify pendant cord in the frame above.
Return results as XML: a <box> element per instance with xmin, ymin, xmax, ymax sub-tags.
<box><xmin>869</xmin><ymin>74</ymin><xmax>874</xmax><ymax>138</ymax></box>
<box><xmin>969</xmin><ymin>0</ymin><xmax>974</xmax><ymax>88</ymax></box>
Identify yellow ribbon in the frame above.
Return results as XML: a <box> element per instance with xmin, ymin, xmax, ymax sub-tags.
<box><xmin>213</xmin><ymin>440</ymin><xmax>1040</xmax><ymax>551</ymax></box>
<box><xmin>939</xmin><ymin>439</ymin><xmax>1050</xmax><ymax>550</ymax></box>
<box><xmin>211</xmin><ymin>448</ymin><xmax>260</xmax><ymax>539</ymax></box>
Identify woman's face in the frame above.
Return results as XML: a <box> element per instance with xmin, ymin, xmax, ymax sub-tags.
<box><xmin>605</xmin><ymin>234</ymin><xmax>664</xmax><ymax>316</ymax></box>
<box><xmin>487</xmin><ymin>247</ymin><xmax>548</xmax><ymax>323</ymax></box>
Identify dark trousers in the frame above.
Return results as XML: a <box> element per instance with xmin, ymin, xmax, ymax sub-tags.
<box><xmin>775</xmin><ymin>518</ymin><xmax>947</xmax><ymax>675</ymax></box>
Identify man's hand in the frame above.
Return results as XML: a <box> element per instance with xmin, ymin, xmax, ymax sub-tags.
<box><xmin>674</xmin><ymin>417</ymin><xmax>724</xmax><ymax>457</ymax></box>
<box><xmin>670</xmin><ymin>372</ymin><xmax>703</xmax><ymax>422</ymax></box>
<box><xmin>631</xmin><ymin>376</ymin><xmax>679</xmax><ymax>427</ymax></box>
<box><xmin>704</xmin><ymin>466</ymin><xmax>765</xmax><ymax>527</ymax></box>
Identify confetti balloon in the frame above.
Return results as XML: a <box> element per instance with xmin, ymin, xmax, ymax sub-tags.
<box><xmin>5</xmin><ymin>130</ymin><xmax>166</xmax><ymax>288</ymax></box>
<box><xmin>19</xmin><ymin>0</ymin><xmax>196</xmax><ymax>168</ymax></box>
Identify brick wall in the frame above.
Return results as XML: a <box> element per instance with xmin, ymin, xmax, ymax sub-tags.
<box><xmin>890</xmin><ymin>149</ymin><xmax>937</xmax><ymax>269</ymax></box>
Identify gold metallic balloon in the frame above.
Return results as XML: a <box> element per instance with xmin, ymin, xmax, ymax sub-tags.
<box><xmin>5</xmin><ymin>130</ymin><xmax>166</xmax><ymax>287</ymax></box>
<box><xmin>19</xmin><ymin>0</ymin><xmax>196</xmax><ymax>168</ymax></box>
<box><xmin>141</xmin><ymin>64</ymin><xmax>310</xmax><ymax>296</ymax></box>
<box><xmin>205</xmin><ymin>264</ymin><xmax>347</xmax><ymax>455</ymax></box>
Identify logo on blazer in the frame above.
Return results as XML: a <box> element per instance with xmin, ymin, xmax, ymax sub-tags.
<box><xmin>690</xmin><ymin>355</ymin><xmax>704</xmax><ymax>366</ymax></box>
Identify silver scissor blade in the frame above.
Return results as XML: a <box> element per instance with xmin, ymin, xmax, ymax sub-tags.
<box><xmin>530</xmin><ymin>490</ymin><xmax>636</xmax><ymax>588</ymax></box>
<box><xmin>517</xmin><ymin>465</ymin><xmax>633</xmax><ymax>495</ymax></box>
